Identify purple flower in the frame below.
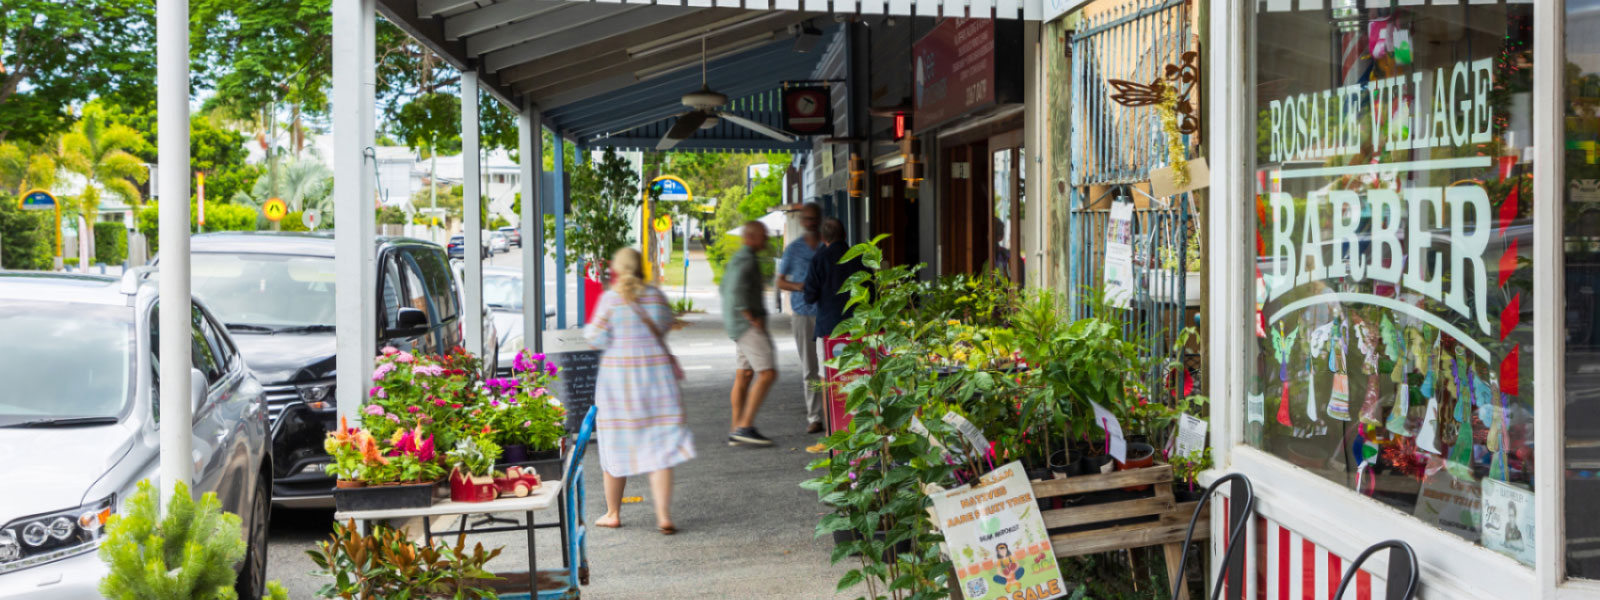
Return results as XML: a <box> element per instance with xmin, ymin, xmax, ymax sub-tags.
<box><xmin>532</xmin><ymin>352</ymin><xmax>546</xmax><ymax>362</ymax></box>
<box><xmin>371</xmin><ymin>363</ymin><xmax>395</xmax><ymax>380</ymax></box>
<box><xmin>485</xmin><ymin>377</ymin><xmax>519</xmax><ymax>395</ymax></box>
<box><xmin>545</xmin><ymin>363</ymin><xmax>558</xmax><ymax>376</ymax></box>
<box><xmin>365</xmin><ymin>404</ymin><xmax>385</xmax><ymax>416</ymax></box>
<box><xmin>368</xmin><ymin>386</ymin><xmax>386</xmax><ymax>399</ymax></box>
<box><xmin>512</xmin><ymin>351</ymin><xmax>531</xmax><ymax>373</ymax></box>
<box><xmin>490</xmin><ymin>400</ymin><xmax>501</xmax><ymax>408</ymax></box>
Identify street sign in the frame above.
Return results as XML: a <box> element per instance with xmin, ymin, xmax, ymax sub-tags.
<box><xmin>653</xmin><ymin>214</ymin><xmax>672</xmax><ymax>233</ymax></box>
<box><xmin>262</xmin><ymin>198</ymin><xmax>288</xmax><ymax>222</ymax></box>
<box><xmin>649</xmin><ymin>175</ymin><xmax>692</xmax><ymax>202</ymax></box>
<box><xmin>18</xmin><ymin>189</ymin><xmax>56</xmax><ymax>210</ymax></box>
<box><xmin>781</xmin><ymin>85</ymin><xmax>833</xmax><ymax>136</ymax></box>
<box><xmin>302</xmin><ymin>209</ymin><xmax>321</xmax><ymax>231</ymax></box>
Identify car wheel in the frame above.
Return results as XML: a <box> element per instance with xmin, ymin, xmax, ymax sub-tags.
<box><xmin>236</xmin><ymin>472</ymin><xmax>271</xmax><ymax>600</ymax></box>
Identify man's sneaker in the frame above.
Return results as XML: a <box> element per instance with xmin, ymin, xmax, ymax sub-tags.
<box><xmin>727</xmin><ymin>434</ymin><xmax>742</xmax><ymax>447</ymax></box>
<box><xmin>806</xmin><ymin>421</ymin><xmax>825</xmax><ymax>434</ymax></box>
<box><xmin>730</xmin><ymin>427</ymin><xmax>774</xmax><ymax>447</ymax></box>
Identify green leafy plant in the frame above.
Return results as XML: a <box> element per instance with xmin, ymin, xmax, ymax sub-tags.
<box><xmin>308</xmin><ymin>519</ymin><xmax>502</xmax><ymax>600</ymax></box>
<box><xmin>546</xmin><ymin>147</ymin><xmax>642</xmax><ymax>272</ymax></box>
<box><xmin>98</xmin><ymin>480</ymin><xmax>286</xmax><ymax>600</ymax></box>
<box><xmin>448</xmin><ymin>437</ymin><xmax>502</xmax><ymax>478</ymax></box>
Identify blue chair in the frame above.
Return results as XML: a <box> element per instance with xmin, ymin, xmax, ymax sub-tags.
<box><xmin>1331</xmin><ymin>540</ymin><xmax>1418</xmax><ymax>600</ymax></box>
<box><xmin>1169</xmin><ymin>473</ymin><xmax>1256</xmax><ymax>600</ymax></box>
<box><xmin>557</xmin><ymin>406</ymin><xmax>597</xmax><ymax>594</ymax></box>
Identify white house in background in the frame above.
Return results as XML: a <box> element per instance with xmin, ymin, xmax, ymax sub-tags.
<box><xmin>421</xmin><ymin>149</ymin><xmax>522</xmax><ymax>224</ymax></box>
<box><xmin>373</xmin><ymin>146</ymin><xmax>420</xmax><ymax>207</ymax></box>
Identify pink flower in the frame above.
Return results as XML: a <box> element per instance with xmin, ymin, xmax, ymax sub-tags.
<box><xmin>372</xmin><ymin>363</ymin><xmax>395</xmax><ymax>380</ymax></box>
<box><xmin>532</xmin><ymin>352</ymin><xmax>546</xmax><ymax>362</ymax></box>
<box><xmin>412</xmin><ymin>364</ymin><xmax>445</xmax><ymax>377</ymax></box>
<box><xmin>396</xmin><ymin>352</ymin><xmax>415</xmax><ymax>364</ymax></box>
<box><xmin>386</xmin><ymin>413</ymin><xmax>401</xmax><ymax>423</ymax></box>
<box><xmin>365</xmin><ymin>404</ymin><xmax>385</xmax><ymax>416</ymax></box>
<box><xmin>433</xmin><ymin>398</ymin><xmax>447</xmax><ymax>407</ymax></box>
<box><xmin>545</xmin><ymin>363</ymin><xmax>558</xmax><ymax>376</ymax></box>
<box><xmin>512</xmin><ymin>351</ymin><xmax>532</xmax><ymax>373</ymax></box>
<box><xmin>406</xmin><ymin>406</ymin><xmax>421</xmax><ymax>414</ymax></box>
<box><xmin>382</xmin><ymin>346</ymin><xmax>399</xmax><ymax>356</ymax></box>
<box><xmin>418</xmin><ymin>435</ymin><xmax>436</xmax><ymax>462</ymax></box>
<box><xmin>532</xmin><ymin>388</ymin><xmax>548</xmax><ymax>398</ymax></box>
<box><xmin>368</xmin><ymin>386</ymin><xmax>386</xmax><ymax>399</ymax></box>
<box><xmin>491</xmin><ymin>400</ymin><xmax>501</xmax><ymax>408</ymax></box>
<box><xmin>471</xmin><ymin>410</ymin><xmax>482</xmax><ymax>417</ymax></box>
<box><xmin>451</xmin><ymin>403</ymin><xmax>463</xmax><ymax>409</ymax></box>
<box><xmin>522</xmin><ymin>420</ymin><xmax>532</xmax><ymax>428</ymax></box>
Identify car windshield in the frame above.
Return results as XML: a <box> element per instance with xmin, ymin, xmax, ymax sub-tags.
<box><xmin>190</xmin><ymin>252</ymin><xmax>336</xmax><ymax>329</ymax></box>
<box><xmin>0</xmin><ymin>301</ymin><xmax>132</xmax><ymax>422</ymax></box>
<box><xmin>484</xmin><ymin>274</ymin><xmax>522</xmax><ymax>309</ymax></box>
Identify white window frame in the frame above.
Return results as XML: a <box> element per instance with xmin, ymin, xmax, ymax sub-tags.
<box><xmin>1205</xmin><ymin>0</ymin><xmax>1589</xmax><ymax>597</ymax></box>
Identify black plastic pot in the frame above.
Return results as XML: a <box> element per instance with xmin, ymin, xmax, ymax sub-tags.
<box><xmin>1048</xmin><ymin>450</ymin><xmax>1078</xmax><ymax>478</ymax></box>
<box><xmin>1080</xmin><ymin>454</ymin><xmax>1114</xmax><ymax>476</ymax></box>
<box><xmin>501</xmin><ymin>447</ymin><xmax>565</xmax><ymax>482</ymax></box>
<box><xmin>1174</xmin><ymin>486</ymin><xmax>1206</xmax><ymax>503</ymax></box>
<box><xmin>334</xmin><ymin>481</ymin><xmax>437</xmax><ymax>512</ymax></box>
<box><xmin>501</xmin><ymin>444</ymin><xmax>529</xmax><ymax>464</ymax></box>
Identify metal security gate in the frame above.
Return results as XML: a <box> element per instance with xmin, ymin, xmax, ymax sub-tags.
<box><xmin>1065</xmin><ymin>0</ymin><xmax>1197</xmax><ymax>399</ymax></box>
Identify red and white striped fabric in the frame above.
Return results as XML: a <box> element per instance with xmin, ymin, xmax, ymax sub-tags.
<box><xmin>1233</xmin><ymin>515</ymin><xmax>1390</xmax><ymax>600</ymax></box>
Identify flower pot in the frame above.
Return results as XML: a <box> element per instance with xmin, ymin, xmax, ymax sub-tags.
<box><xmin>450</xmin><ymin>471</ymin><xmax>499</xmax><ymax>503</ymax></box>
<box><xmin>334</xmin><ymin>479</ymin><xmax>365</xmax><ymax>489</ymax></box>
<box><xmin>1079</xmin><ymin>454</ymin><xmax>1114</xmax><ymax>476</ymax></box>
<box><xmin>334</xmin><ymin>480</ymin><xmax>437</xmax><ymax>512</ymax></box>
<box><xmin>1174</xmin><ymin>486</ymin><xmax>1206</xmax><ymax>503</ymax></box>
<box><xmin>1116</xmin><ymin>442</ymin><xmax>1157</xmax><ymax>491</ymax></box>
<box><xmin>500</xmin><ymin>444</ymin><xmax>529</xmax><ymax>464</ymax></box>
<box><xmin>1048</xmin><ymin>450</ymin><xmax>1077</xmax><ymax>479</ymax></box>
<box><xmin>501</xmin><ymin>445</ymin><xmax>566</xmax><ymax>483</ymax></box>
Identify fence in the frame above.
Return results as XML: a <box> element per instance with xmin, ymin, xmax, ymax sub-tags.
<box><xmin>1066</xmin><ymin>0</ymin><xmax>1199</xmax><ymax>400</ymax></box>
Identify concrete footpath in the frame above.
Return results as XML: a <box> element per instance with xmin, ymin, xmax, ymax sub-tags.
<box><xmin>265</xmin><ymin>246</ymin><xmax>853</xmax><ymax>598</ymax></box>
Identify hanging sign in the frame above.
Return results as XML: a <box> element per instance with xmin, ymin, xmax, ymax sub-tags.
<box><xmin>18</xmin><ymin>189</ymin><xmax>57</xmax><ymax>210</ymax></box>
<box><xmin>262</xmin><ymin>198</ymin><xmax>288</xmax><ymax>222</ymax></box>
<box><xmin>913</xmin><ymin>19</ymin><xmax>1023</xmax><ymax>131</ymax></box>
<box><xmin>781</xmin><ymin>85</ymin><xmax>833</xmax><ymax>136</ymax></box>
<box><xmin>650</xmin><ymin>175</ymin><xmax>692</xmax><ymax>202</ymax></box>
<box><xmin>932</xmin><ymin>462</ymin><xmax>1068</xmax><ymax>600</ymax></box>
<box><xmin>1102</xmin><ymin>199</ymin><xmax>1135</xmax><ymax>309</ymax></box>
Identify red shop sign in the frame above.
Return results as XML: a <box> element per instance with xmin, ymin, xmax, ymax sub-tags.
<box><xmin>782</xmin><ymin>85</ymin><xmax>834</xmax><ymax>136</ymax></box>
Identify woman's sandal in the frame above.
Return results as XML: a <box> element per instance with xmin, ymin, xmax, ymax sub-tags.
<box><xmin>658</xmin><ymin>525</ymin><xmax>677</xmax><ymax>535</ymax></box>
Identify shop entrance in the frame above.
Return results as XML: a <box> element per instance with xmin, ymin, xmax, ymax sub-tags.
<box><xmin>939</xmin><ymin>124</ymin><xmax>1024</xmax><ymax>279</ymax></box>
<box><xmin>872</xmin><ymin>170</ymin><xmax>918</xmax><ymax>269</ymax></box>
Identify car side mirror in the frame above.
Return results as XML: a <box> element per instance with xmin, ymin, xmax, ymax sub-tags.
<box><xmin>390</xmin><ymin>307</ymin><xmax>429</xmax><ymax>336</ymax></box>
<box><xmin>190</xmin><ymin>368</ymin><xmax>208</xmax><ymax>415</ymax></box>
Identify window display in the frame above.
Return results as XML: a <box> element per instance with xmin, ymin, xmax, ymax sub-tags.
<box><xmin>1565</xmin><ymin>0</ymin><xmax>1600</xmax><ymax>581</ymax></box>
<box><xmin>1248</xmin><ymin>1</ymin><xmax>1535</xmax><ymax>563</ymax></box>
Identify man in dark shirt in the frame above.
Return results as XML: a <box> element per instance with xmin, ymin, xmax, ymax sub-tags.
<box><xmin>803</xmin><ymin>218</ymin><xmax>866</xmax><ymax>342</ymax></box>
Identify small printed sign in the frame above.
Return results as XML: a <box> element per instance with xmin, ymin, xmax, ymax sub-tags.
<box><xmin>781</xmin><ymin>85</ymin><xmax>833</xmax><ymax>136</ymax></box>
<box><xmin>302</xmin><ymin>209</ymin><xmax>321</xmax><ymax>231</ymax></box>
<box><xmin>932</xmin><ymin>462</ymin><xmax>1068</xmax><ymax>600</ymax></box>
<box><xmin>262</xmin><ymin>198</ymin><xmax>288</xmax><ymax>222</ymax></box>
<box><xmin>1481</xmin><ymin>478</ymin><xmax>1534</xmax><ymax>566</ymax></box>
<box><xmin>1089</xmin><ymin>401</ymin><xmax>1127</xmax><ymax>463</ymax></box>
<box><xmin>1102</xmin><ymin>199</ymin><xmax>1135</xmax><ymax>309</ymax></box>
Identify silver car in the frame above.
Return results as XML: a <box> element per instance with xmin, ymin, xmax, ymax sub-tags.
<box><xmin>483</xmin><ymin>266</ymin><xmax>555</xmax><ymax>372</ymax></box>
<box><xmin>0</xmin><ymin>271</ymin><xmax>273</xmax><ymax>599</ymax></box>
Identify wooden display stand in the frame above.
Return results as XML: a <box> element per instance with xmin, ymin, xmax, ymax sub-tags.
<box><xmin>1031</xmin><ymin>464</ymin><xmax>1208</xmax><ymax>600</ymax></box>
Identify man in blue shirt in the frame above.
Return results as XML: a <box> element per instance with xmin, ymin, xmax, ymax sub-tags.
<box><xmin>777</xmin><ymin>203</ymin><xmax>823</xmax><ymax>433</ymax></box>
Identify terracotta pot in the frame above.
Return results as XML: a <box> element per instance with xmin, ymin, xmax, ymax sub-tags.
<box><xmin>334</xmin><ymin>479</ymin><xmax>365</xmax><ymax>489</ymax></box>
<box><xmin>1116</xmin><ymin>442</ymin><xmax>1157</xmax><ymax>491</ymax></box>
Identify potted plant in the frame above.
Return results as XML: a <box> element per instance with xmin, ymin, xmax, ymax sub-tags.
<box><xmin>329</xmin><ymin>423</ymin><xmax>444</xmax><ymax>511</ymax></box>
<box><xmin>448</xmin><ymin>436</ymin><xmax>502</xmax><ymax>503</ymax></box>
<box><xmin>546</xmin><ymin>147</ymin><xmax>643</xmax><ymax>324</ymax></box>
<box><xmin>308</xmin><ymin>519</ymin><xmax>502</xmax><ymax>599</ymax></box>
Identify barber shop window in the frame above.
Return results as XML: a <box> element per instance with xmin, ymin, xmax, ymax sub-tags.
<box><xmin>1566</xmin><ymin>0</ymin><xmax>1600</xmax><ymax>581</ymax></box>
<box><xmin>1247</xmin><ymin>1</ymin><xmax>1535</xmax><ymax>563</ymax></box>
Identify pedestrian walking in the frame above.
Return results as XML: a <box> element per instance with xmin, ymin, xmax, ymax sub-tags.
<box><xmin>722</xmin><ymin>221</ymin><xmax>777</xmax><ymax>447</ymax></box>
<box><xmin>804</xmin><ymin>218</ymin><xmax>866</xmax><ymax>343</ymax></box>
<box><xmin>584</xmin><ymin>247</ymin><xmax>695</xmax><ymax>535</ymax></box>
<box><xmin>777</xmin><ymin>203</ymin><xmax>824</xmax><ymax>434</ymax></box>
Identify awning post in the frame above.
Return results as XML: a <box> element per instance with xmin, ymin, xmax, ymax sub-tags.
<box><xmin>156</xmin><ymin>0</ymin><xmax>194</xmax><ymax>509</ymax></box>
<box><xmin>333</xmin><ymin>0</ymin><xmax>377</xmax><ymax>426</ymax></box>
<box><xmin>553</xmin><ymin>136</ymin><xmax>567</xmax><ymax>330</ymax></box>
<box><xmin>519</xmin><ymin>108</ymin><xmax>545</xmax><ymax>354</ymax></box>
<box><xmin>463</xmin><ymin>71</ymin><xmax>485</xmax><ymax>357</ymax></box>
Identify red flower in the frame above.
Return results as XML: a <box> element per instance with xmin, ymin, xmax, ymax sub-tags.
<box><xmin>451</xmin><ymin>403</ymin><xmax>463</xmax><ymax>409</ymax></box>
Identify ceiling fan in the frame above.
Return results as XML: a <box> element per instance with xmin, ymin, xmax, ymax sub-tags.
<box><xmin>656</xmin><ymin>38</ymin><xmax>797</xmax><ymax>151</ymax></box>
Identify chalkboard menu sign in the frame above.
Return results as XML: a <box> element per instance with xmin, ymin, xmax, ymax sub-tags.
<box><xmin>548</xmin><ymin>350</ymin><xmax>601</xmax><ymax>431</ymax></box>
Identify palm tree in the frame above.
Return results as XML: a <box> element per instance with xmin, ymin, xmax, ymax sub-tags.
<box><xmin>233</xmin><ymin>157</ymin><xmax>333</xmax><ymax>216</ymax></box>
<box><xmin>0</xmin><ymin>142</ymin><xmax>59</xmax><ymax>195</ymax></box>
<box><xmin>59</xmin><ymin>106</ymin><xmax>148</xmax><ymax>224</ymax></box>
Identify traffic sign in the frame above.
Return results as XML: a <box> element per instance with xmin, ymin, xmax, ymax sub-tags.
<box><xmin>649</xmin><ymin>175</ymin><xmax>692</xmax><ymax>202</ymax></box>
<box><xmin>262</xmin><ymin>198</ymin><xmax>288</xmax><ymax>222</ymax></box>
<box><xmin>653</xmin><ymin>214</ymin><xmax>672</xmax><ymax>233</ymax></box>
<box><xmin>302</xmin><ymin>209</ymin><xmax>321</xmax><ymax>231</ymax></box>
<box><xmin>18</xmin><ymin>189</ymin><xmax>57</xmax><ymax>210</ymax></box>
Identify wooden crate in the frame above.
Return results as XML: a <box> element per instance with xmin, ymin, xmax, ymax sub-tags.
<box><xmin>1032</xmin><ymin>464</ymin><xmax>1208</xmax><ymax>600</ymax></box>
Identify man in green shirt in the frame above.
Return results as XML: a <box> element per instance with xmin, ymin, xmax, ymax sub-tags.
<box><xmin>721</xmin><ymin>221</ymin><xmax>777</xmax><ymax>447</ymax></box>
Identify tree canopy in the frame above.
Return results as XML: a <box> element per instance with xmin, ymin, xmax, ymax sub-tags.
<box><xmin>0</xmin><ymin>0</ymin><xmax>155</xmax><ymax>143</ymax></box>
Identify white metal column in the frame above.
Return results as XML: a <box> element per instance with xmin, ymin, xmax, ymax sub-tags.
<box><xmin>333</xmin><ymin>0</ymin><xmax>377</xmax><ymax>424</ymax></box>
<box><xmin>1022</xmin><ymin>21</ymin><xmax>1044</xmax><ymax>287</ymax></box>
<box><xmin>519</xmin><ymin>107</ymin><xmax>545</xmax><ymax>354</ymax></box>
<box><xmin>462</xmin><ymin>71</ymin><xmax>485</xmax><ymax>358</ymax></box>
<box><xmin>156</xmin><ymin>0</ymin><xmax>194</xmax><ymax>509</ymax></box>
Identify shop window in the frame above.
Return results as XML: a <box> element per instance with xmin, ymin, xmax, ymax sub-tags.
<box><xmin>1565</xmin><ymin>0</ymin><xmax>1600</xmax><ymax>581</ymax></box>
<box><xmin>1248</xmin><ymin>2</ymin><xmax>1535</xmax><ymax>564</ymax></box>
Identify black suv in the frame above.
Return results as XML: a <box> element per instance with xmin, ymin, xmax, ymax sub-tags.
<box><xmin>177</xmin><ymin>232</ymin><xmax>470</xmax><ymax>507</ymax></box>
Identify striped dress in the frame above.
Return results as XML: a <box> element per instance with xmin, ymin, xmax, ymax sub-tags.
<box><xmin>583</xmin><ymin>286</ymin><xmax>696</xmax><ymax>477</ymax></box>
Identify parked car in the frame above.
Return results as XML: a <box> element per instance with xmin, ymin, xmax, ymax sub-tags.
<box><xmin>498</xmin><ymin>226</ymin><xmax>522</xmax><ymax>248</ymax></box>
<box><xmin>489</xmin><ymin>232</ymin><xmax>510</xmax><ymax>254</ymax></box>
<box><xmin>481</xmin><ymin>266</ymin><xmax>557</xmax><ymax>373</ymax></box>
<box><xmin>0</xmin><ymin>270</ymin><xmax>273</xmax><ymax>599</ymax></box>
<box><xmin>447</xmin><ymin>235</ymin><xmax>488</xmax><ymax>260</ymax></box>
<box><xmin>448</xmin><ymin>260</ymin><xmax>502</xmax><ymax>372</ymax></box>
<box><xmin>171</xmin><ymin>232</ymin><xmax>470</xmax><ymax>509</ymax></box>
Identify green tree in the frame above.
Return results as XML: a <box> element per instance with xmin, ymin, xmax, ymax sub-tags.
<box><xmin>0</xmin><ymin>192</ymin><xmax>52</xmax><ymax>269</ymax></box>
<box><xmin>97</xmin><ymin>480</ymin><xmax>245</xmax><ymax>600</ymax></box>
<box><xmin>190</xmin><ymin>114</ymin><xmax>257</xmax><ymax>205</ymax></box>
<box><xmin>739</xmin><ymin>169</ymin><xmax>784</xmax><ymax>221</ymax></box>
<box><xmin>0</xmin><ymin>140</ymin><xmax>59</xmax><ymax>195</ymax></box>
<box><xmin>550</xmin><ymin>148</ymin><xmax>642</xmax><ymax>268</ymax></box>
<box><xmin>92</xmin><ymin>222</ymin><xmax>127</xmax><ymax>266</ymax></box>
<box><xmin>59</xmin><ymin>104</ymin><xmax>149</xmax><ymax>223</ymax></box>
<box><xmin>0</xmin><ymin>1</ymin><xmax>155</xmax><ymax>143</ymax></box>
<box><xmin>191</xmin><ymin>0</ymin><xmax>332</xmax><ymax>156</ymax></box>
<box><xmin>393</xmin><ymin>93</ymin><xmax>462</xmax><ymax>157</ymax></box>
<box><xmin>234</xmin><ymin>157</ymin><xmax>332</xmax><ymax>216</ymax></box>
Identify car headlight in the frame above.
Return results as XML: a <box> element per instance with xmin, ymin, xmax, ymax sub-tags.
<box><xmin>298</xmin><ymin>382</ymin><xmax>335</xmax><ymax>404</ymax></box>
<box><xmin>0</xmin><ymin>496</ymin><xmax>114</xmax><ymax>574</ymax></box>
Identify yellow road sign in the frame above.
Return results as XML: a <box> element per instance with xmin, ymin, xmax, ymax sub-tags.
<box><xmin>262</xmin><ymin>197</ymin><xmax>288</xmax><ymax>222</ymax></box>
<box><xmin>653</xmin><ymin>214</ymin><xmax>672</xmax><ymax>233</ymax></box>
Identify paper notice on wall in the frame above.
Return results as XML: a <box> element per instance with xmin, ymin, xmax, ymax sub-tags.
<box><xmin>1103</xmin><ymin>199</ymin><xmax>1136</xmax><ymax>309</ymax></box>
<box><xmin>1247</xmin><ymin>393</ymin><xmax>1265</xmax><ymax>425</ymax></box>
<box><xmin>1412</xmin><ymin>457</ymin><xmax>1481</xmax><ymax>541</ymax></box>
<box><xmin>932</xmin><ymin>462</ymin><xmax>1068</xmax><ymax>600</ymax></box>
<box><xmin>1482</xmin><ymin>479</ymin><xmax>1534</xmax><ymax>566</ymax></box>
<box><xmin>1089</xmin><ymin>401</ymin><xmax>1127</xmax><ymax>463</ymax></box>
<box><xmin>1150</xmin><ymin>157</ymin><xmax>1211</xmax><ymax>198</ymax></box>
<box><xmin>1173</xmin><ymin>414</ymin><xmax>1208</xmax><ymax>458</ymax></box>
<box><xmin>943</xmin><ymin>412</ymin><xmax>991</xmax><ymax>458</ymax></box>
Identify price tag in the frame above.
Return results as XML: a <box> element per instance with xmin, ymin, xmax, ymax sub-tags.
<box><xmin>1089</xmin><ymin>401</ymin><xmax>1127</xmax><ymax>463</ymax></box>
<box><xmin>941</xmin><ymin>412</ymin><xmax>990</xmax><ymax>457</ymax></box>
<box><xmin>1173</xmin><ymin>414</ymin><xmax>1208</xmax><ymax>458</ymax></box>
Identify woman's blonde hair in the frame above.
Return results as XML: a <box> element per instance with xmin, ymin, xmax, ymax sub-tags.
<box><xmin>610</xmin><ymin>247</ymin><xmax>647</xmax><ymax>303</ymax></box>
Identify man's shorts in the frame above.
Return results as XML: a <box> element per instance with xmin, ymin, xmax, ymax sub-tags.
<box><xmin>735</xmin><ymin>325</ymin><xmax>777</xmax><ymax>372</ymax></box>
